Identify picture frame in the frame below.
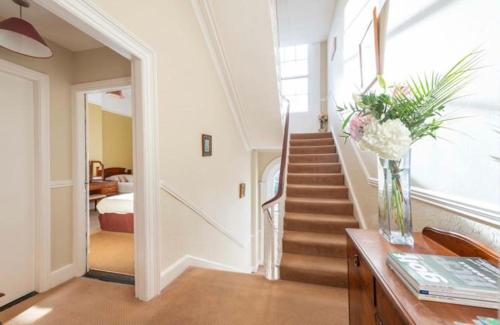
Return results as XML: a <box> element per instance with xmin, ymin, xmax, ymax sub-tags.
<box><xmin>201</xmin><ymin>134</ymin><xmax>212</xmax><ymax>157</ymax></box>
<box><xmin>358</xmin><ymin>7</ymin><xmax>381</xmax><ymax>93</ymax></box>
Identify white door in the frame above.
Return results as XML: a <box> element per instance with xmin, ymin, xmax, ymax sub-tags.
<box><xmin>0</xmin><ymin>69</ymin><xmax>36</xmax><ymax>306</ymax></box>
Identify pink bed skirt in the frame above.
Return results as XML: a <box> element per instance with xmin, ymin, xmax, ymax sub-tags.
<box><xmin>98</xmin><ymin>213</ymin><xmax>134</xmax><ymax>233</ymax></box>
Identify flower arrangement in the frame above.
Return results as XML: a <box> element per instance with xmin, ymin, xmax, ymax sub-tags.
<box><xmin>319</xmin><ymin>113</ymin><xmax>328</xmax><ymax>132</ymax></box>
<box><xmin>339</xmin><ymin>51</ymin><xmax>481</xmax><ymax>158</ymax></box>
<box><xmin>338</xmin><ymin>51</ymin><xmax>481</xmax><ymax>244</ymax></box>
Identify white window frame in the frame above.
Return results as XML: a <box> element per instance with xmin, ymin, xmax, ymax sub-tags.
<box><xmin>279</xmin><ymin>45</ymin><xmax>309</xmax><ymax>113</ymax></box>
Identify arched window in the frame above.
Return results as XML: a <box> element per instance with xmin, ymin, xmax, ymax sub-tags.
<box><xmin>262</xmin><ymin>158</ymin><xmax>281</xmax><ymax>202</ymax></box>
<box><xmin>272</xmin><ymin>169</ymin><xmax>280</xmax><ymax>196</ymax></box>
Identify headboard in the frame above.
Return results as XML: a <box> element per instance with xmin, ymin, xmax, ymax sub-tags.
<box><xmin>97</xmin><ymin>167</ymin><xmax>132</xmax><ymax>179</ymax></box>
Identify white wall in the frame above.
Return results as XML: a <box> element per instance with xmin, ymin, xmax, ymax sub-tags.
<box><xmin>289</xmin><ymin>42</ymin><xmax>322</xmax><ymax>133</ymax></box>
<box><xmin>327</xmin><ymin>0</ymin><xmax>500</xmax><ymax>249</ymax></box>
<box><xmin>89</xmin><ymin>0</ymin><xmax>255</xmax><ymax>273</ymax></box>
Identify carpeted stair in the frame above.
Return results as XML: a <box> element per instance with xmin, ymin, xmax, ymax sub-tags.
<box><xmin>280</xmin><ymin>132</ymin><xmax>359</xmax><ymax>288</ymax></box>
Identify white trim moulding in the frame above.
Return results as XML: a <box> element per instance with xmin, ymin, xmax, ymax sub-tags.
<box><xmin>160</xmin><ymin>255</ymin><xmax>250</xmax><ymax>290</ymax></box>
<box><xmin>190</xmin><ymin>0</ymin><xmax>252</xmax><ymax>151</ymax></box>
<box><xmin>49</xmin><ymin>264</ymin><xmax>75</xmax><ymax>288</ymax></box>
<box><xmin>368</xmin><ymin>177</ymin><xmax>500</xmax><ymax>228</ymax></box>
<box><xmin>36</xmin><ymin>0</ymin><xmax>161</xmax><ymax>301</ymax></box>
<box><xmin>50</xmin><ymin>180</ymin><xmax>74</xmax><ymax>189</ymax></box>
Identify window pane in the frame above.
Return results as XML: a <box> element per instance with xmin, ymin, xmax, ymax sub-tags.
<box><xmin>281</xmin><ymin>60</ymin><xmax>308</xmax><ymax>78</ymax></box>
<box><xmin>287</xmin><ymin>94</ymin><xmax>308</xmax><ymax>113</ymax></box>
<box><xmin>279</xmin><ymin>45</ymin><xmax>309</xmax><ymax>113</ymax></box>
<box><xmin>295</xmin><ymin>44</ymin><xmax>308</xmax><ymax>60</ymax></box>
<box><xmin>282</xmin><ymin>78</ymin><xmax>308</xmax><ymax>96</ymax></box>
<box><xmin>280</xmin><ymin>47</ymin><xmax>295</xmax><ymax>62</ymax></box>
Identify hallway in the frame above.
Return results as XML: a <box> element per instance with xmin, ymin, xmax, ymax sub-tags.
<box><xmin>1</xmin><ymin>268</ymin><xmax>348</xmax><ymax>325</ymax></box>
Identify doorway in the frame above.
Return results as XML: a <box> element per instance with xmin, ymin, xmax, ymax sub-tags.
<box><xmin>258</xmin><ymin>158</ymin><xmax>281</xmax><ymax>267</ymax></box>
<box><xmin>34</xmin><ymin>0</ymin><xmax>160</xmax><ymax>301</ymax></box>
<box><xmin>84</xmin><ymin>84</ymin><xmax>135</xmax><ymax>283</ymax></box>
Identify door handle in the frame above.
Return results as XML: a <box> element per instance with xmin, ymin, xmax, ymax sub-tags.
<box><xmin>353</xmin><ymin>254</ymin><xmax>360</xmax><ymax>267</ymax></box>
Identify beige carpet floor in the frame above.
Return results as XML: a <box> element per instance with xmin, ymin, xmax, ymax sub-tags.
<box><xmin>89</xmin><ymin>231</ymin><xmax>134</xmax><ymax>275</ymax></box>
<box><xmin>1</xmin><ymin>267</ymin><xmax>348</xmax><ymax>325</ymax></box>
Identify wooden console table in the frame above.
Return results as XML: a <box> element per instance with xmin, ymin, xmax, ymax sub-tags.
<box><xmin>346</xmin><ymin>228</ymin><xmax>498</xmax><ymax>324</ymax></box>
<box><xmin>89</xmin><ymin>181</ymin><xmax>118</xmax><ymax>196</ymax></box>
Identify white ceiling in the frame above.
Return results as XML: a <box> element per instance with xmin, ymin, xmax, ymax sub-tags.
<box><xmin>277</xmin><ymin>0</ymin><xmax>336</xmax><ymax>46</ymax></box>
<box><xmin>208</xmin><ymin>0</ymin><xmax>283</xmax><ymax>149</ymax></box>
<box><xmin>0</xmin><ymin>0</ymin><xmax>102</xmax><ymax>52</ymax></box>
<box><xmin>87</xmin><ymin>87</ymin><xmax>132</xmax><ymax>117</ymax></box>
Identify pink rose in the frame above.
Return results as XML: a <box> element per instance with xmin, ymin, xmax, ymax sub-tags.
<box><xmin>349</xmin><ymin>113</ymin><xmax>373</xmax><ymax>141</ymax></box>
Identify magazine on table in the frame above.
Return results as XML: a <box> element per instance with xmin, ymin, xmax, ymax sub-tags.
<box><xmin>386</xmin><ymin>252</ymin><xmax>499</xmax><ymax>308</ymax></box>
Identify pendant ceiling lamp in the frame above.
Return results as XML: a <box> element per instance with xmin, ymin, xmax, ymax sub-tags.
<box><xmin>0</xmin><ymin>0</ymin><xmax>52</xmax><ymax>58</ymax></box>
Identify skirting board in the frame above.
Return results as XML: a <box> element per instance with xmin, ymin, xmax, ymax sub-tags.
<box><xmin>160</xmin><ymin>255</ymin><xmax>251</xmax><ymax>290</ymax></box>
<box><xmin>49</xmin><ymin>264</ymin><xmax>75</xmax><ymax>289</ymax></box>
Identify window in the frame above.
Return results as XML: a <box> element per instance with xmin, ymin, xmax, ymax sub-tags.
<box><xmin>279</xmin><ymin>44</ymin><xmax>309</xmax><ymax>113</ymax></box>
<box><xmin>272</xmin><ymin>170</ymin><xmax>280</xmax><ymax>196</ymax></box>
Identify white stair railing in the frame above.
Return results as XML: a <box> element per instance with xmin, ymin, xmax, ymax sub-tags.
<box><xmin>261</xmin><ymin>100</ymin><xmax>290</xmax><ymax>280</ymax></box>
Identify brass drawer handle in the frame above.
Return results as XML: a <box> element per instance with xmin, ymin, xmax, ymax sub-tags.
<box><xmin>353</xmin><ymin>254</ymin><xmax>360</xmax><ymax>267</ymax></box>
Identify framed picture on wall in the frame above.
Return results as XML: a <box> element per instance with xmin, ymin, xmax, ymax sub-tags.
<box><xmin>201</xmin><ymin>134</ymin><xmax>212</xmax><ymax>157</ymax></box>
<box><xmin>358</xmin><ymin>7</ymin><xmax>381</xmax><ymax>93</ymax></box>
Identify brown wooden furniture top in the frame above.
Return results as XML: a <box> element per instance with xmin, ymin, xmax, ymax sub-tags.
<box><xmin>346</xmin><ymin>228</ymin><xmax>498</xmax><ymax>324</ymax></box>
<box><xmin>89</xmin><ymin>181</ymin><xmax>117</xmax><ymax>191</ymax></box>
<box><xmin>96</xmin><ymin>167</ymin><xmax>132</xmax><ymax>180</ymax></box>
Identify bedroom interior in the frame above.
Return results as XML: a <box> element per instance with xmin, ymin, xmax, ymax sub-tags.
<box><xmin>86</xmin><ymin>87</ymin><xmax>135</xmax><ymax>278</ymax></box>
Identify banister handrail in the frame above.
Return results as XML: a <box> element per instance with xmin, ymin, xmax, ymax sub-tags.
<box><xmin>262</xmin><ymin>99</ymin><xmax>290</xmax><ymax>208</ymax></box>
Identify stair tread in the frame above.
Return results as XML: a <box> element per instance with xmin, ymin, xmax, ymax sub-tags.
<box><xmin>286</xmin><ymin>197</ymin><xmax>351</xmax><ymax>204</ymax></box>
<box><xmin>287</xmin><ymin>184</ymin><xmax>347</xmax><ymax>189</ymax></box>
<box><xmin>289</xmin><ymin>145</ymin><xmax>335</xmax><ymax>149</ymax></box>
<box><xmin>283</xmin><ymin>231</ymin><xmax>346</xmax><ymax>246</ymax></box>
<box><xmin>288</xmin><ymin>172</ymin><xmax>342</xmax><ymax>176</ymax></box>
<box><xmin>290</xmin><ymin>137</ymin><xmax>334</xmax><ymax>143</ymax></box>
<box><xmin>281</xmin><ymin>253</ymin><xmax>347</xmax><ymax>274</ymax></box>
<box><xmin>288</xmin><ymin>162</ymin><xmax>340</xmax><ymax>166</ymax></box>
<box><xmin>291</xmin><ymin>132</ymin><xmax>332</xmax><ymax>137</ymax></box>
<box><xmin>285</xmin><ymin>212</ymin><xmax>356</xmax><ymax>222</ymax></box>
<box><xmin>292</xmin><ymin>132</ymin><xmax>331</xmax><ymax>135</ymax></box>
<box><xmin>289</xmin><ymin>153</ymin><xmax>337</xmax><ymax>157</ymax></box>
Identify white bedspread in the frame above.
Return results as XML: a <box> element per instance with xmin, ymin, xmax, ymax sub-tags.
<box><xmin>96</xmin><ymin>193</ymin><xmax>134</xmax><ymax>214</ymax></box>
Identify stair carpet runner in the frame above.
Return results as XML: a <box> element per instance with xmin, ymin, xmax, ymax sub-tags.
<box><xmin>280</xmin><ymin>132</ymin><xmax>359</xmax><ymax>288</ymax></box>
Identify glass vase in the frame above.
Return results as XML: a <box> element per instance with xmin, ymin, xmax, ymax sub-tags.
<box><xmin>377</xmin><ymin>151</ymin><xmax>413</xmax><ymax>245</ymax></box>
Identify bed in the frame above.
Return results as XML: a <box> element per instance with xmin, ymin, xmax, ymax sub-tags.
<box><xmin>93</xmin><ymin>165</ymin><xmax>134</xmax><ymax>233</ymax></box>
<box><xmin>96</xmin><ymin>166</ymin><xmax>134</xmax><ymax>194</ymax></box>
<box><xmin>96</xmin><ymin>193</ymin><xmax>134</xmax><ymax>233</ymax></box>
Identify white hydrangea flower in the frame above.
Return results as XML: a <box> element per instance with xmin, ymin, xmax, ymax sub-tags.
<box><xmin>358</xmin><ymin>119</ymin><xmax>411</xmax><ymax>160</ymax></box>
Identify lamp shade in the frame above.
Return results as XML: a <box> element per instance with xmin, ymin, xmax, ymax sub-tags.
<box><xmin>0</xmin><ymin>17</ymin><xmax>52</xmax><ymax>58</ymax></box>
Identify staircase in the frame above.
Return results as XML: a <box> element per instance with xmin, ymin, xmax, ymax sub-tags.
<box><xmin>280</xmin><ymin>132</ymin><xmax>359</xmax><ymax>287</ymax></box>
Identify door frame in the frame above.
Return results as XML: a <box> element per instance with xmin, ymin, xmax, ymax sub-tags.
<box><xmin>258</xmin><ymin>157</ymin><xmax>281</xmax><ymax>266</ymax></box>
<box><xmin>35</xmin><ymin>0</ymin><xmax>161</xmax><ymax>301</ymax></box>
<box><xmin>0</xmin><ymin>58</ymin><xmax>51</xmax><ymax>293</ymax></box>
<box><xmin>71</xmin><ymin>77</ymin><xmax>131</xmax><ymax>276</ymax></box>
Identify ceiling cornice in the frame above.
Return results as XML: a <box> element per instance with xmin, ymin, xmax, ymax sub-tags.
<box><xmin>190</xmin><ymin>0</ymin><xmax>252</xmax><ymax>151</ymax></box>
